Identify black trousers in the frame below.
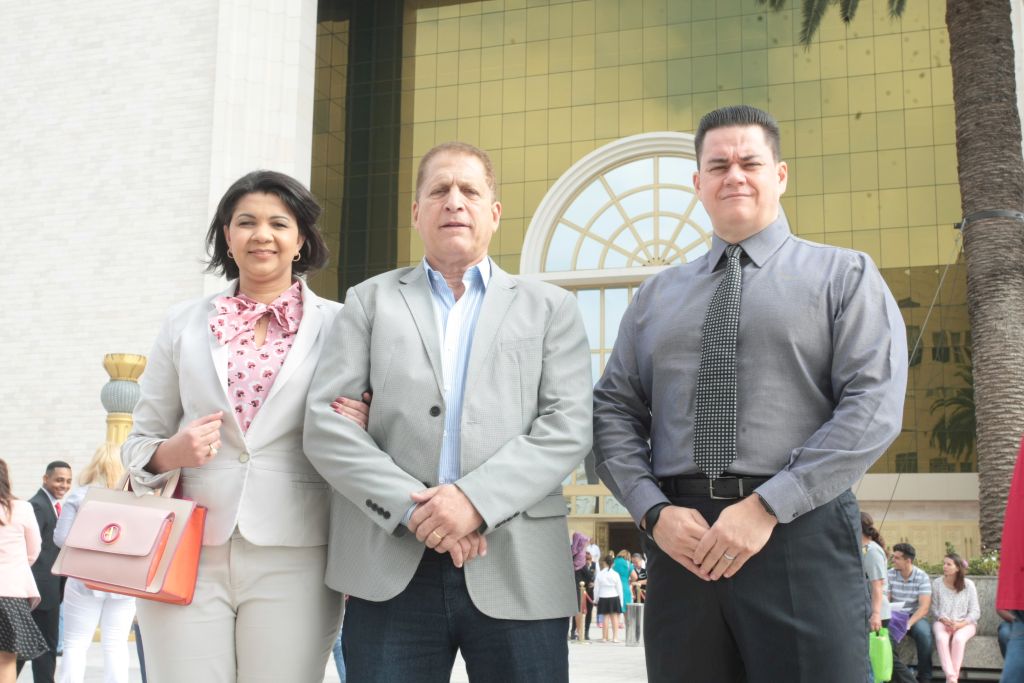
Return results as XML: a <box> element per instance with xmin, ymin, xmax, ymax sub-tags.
<box><xmin>15</xmin><ymin>605</ymin><xmax>58</xmax><ymax>683</ymax></box>
<box><xmin>644</xmin><ymin>490</ymin><xmax>869</xmax><ymax>683</ymax></box>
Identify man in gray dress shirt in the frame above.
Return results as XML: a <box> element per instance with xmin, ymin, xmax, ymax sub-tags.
<box><xmin>593</xmin><ymin>105</ymin><xmax>908</xmax><ymax>682</ymax></box>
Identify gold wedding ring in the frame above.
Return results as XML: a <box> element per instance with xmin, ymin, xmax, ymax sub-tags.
<box><xmin>209</xmin><ymin>444</ymin><xmax>218</xmax><ymax>458</ymax></box>
<box><xmin>430</xmin><ymin>530</ymin><xmax>445</xmax><ymax>541</ymax></box>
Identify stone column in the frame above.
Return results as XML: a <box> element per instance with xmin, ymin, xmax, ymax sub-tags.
<box><xmin>101</xmin><ymin>354</ymin><xmax>147</xmax><ymax>447</ymax></box>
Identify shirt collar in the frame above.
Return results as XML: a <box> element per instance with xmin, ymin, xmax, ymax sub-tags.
<box><xmin>422</xmin><ymin>256</ymin><xmax>492</xmax><ymax>292</ymax></box>
<box><xmin>42</xmin><ymin>488</ymin><xmax>59</xmax><ymax>506</ymax></box>
<box><xmin>706</xmin><ymin>209</ymin><xmax>792</xmax><ymax>270</ymax></box>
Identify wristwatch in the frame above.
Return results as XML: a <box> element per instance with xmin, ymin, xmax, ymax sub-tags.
<box><xmin>643</xmin><ymin>503</ymin><xmax>671</xmax><ymax>541</ymax></box>
<box><xmin>756</xmin><ymin>493</ymin><xmax>777</xmax><ymax>518</ymax></box>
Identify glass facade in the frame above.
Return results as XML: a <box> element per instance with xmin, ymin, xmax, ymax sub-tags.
<box><xmin>309</xmin><ymin>14</ymin><xmax>350</xmax><ymax>301</ymax></box>
<box><xmin>313</xmin><ymin>0</ymin><xmax>975</xmax><ymax>532</ymax></box>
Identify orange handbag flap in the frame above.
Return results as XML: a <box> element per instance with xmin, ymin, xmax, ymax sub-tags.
<box><xmin>65</xmin><ymin>500</ymin><xmax>174</xmax><ymax>557</ymax></box>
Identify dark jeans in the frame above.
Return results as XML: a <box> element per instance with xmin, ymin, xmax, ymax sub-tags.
<box><xmin>999</xmin><ymin>619</ymin><xmax>1012</xmax><ymax>658</ymax></box>
<box><xmin>904</xmin><ymin>618</ymin><xmax>934</xmax><ymax>680</ymax></box>
<box><xmin>644</xmin><ymin>490</ymin><xmax>869</xmax><ymax>683</ymax></box>
<box><xmin>1002</xmin><ymin>611</ymin><xmax>1024</xmax><ymax>683</ymax></box>
<box><xmin>344</xmin><ymin>552</ymin><xmax>569</xmax><ymax>683</ymax></box>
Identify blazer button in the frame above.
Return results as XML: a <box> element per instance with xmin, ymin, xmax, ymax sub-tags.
<box><xmin>384</xmin><ymin>511</ymin><xmax>391</xmax><ymax>520</ymax></box>
<box><xmin>365</xmin><ymin>499</ymin><xmax>372</xmax><ymax>508</ymax></box>
<box><xmin>238</xmin><ymin>452</ymin><xmax>250</xmax><ymax>463</ymax></box>
<box><xmin>429</xmin><ymin>406</ymin><xmax>441</xmax><ymax>417</ymax></box>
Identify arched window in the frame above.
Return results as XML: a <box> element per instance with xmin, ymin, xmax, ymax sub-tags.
<box><xmin>536</xmin><ymin>153</ymin><xmax>711</xmax><ymax>273</ymax></box>
<box><xmin>521</xmin><ymin>131</ymin><xmax>713</xmax><ymax>378</ymax></box>
<box><xmin>521</xmin><ymin>132</ymin><xmax>714</xmax><ymax>514</ymax></box>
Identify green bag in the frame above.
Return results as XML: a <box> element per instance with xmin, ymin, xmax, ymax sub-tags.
<box><xmin>869</xmin><ymin>627</ymin><xmax>894</xmax><ymax>683</ymax></box>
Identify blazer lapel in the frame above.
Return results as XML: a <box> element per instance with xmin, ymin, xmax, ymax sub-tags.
<box><xmin>399</xmin><ymin>266</ymin><xmax>444</xmax><ymax>394</ymax></box>
<box><xmin>208</xmin><ymin>280</ymin><xmax>239</xmax><ymax>415</ymax></box>
<box><xmin>35</xmin><ymin>490</ymin><xmax>56</xmax><ymax>527</ymax></box>
<box><xmin>464</xmin><ymin>263</ymin><xmax>517</xmax><ymax>394</ymax></box>
<box><xmin>263</xmin><ymin>280</ymin><xmax>323</xmax><ymax>406</ymax></box>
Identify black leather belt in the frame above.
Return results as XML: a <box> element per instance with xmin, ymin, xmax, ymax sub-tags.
<box><xmin>659</xmin><ymin>475</ymin><xmax>771</xmax><ymax>500</ymax></box>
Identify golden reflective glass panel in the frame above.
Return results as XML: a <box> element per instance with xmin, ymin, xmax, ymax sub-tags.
<box><xmin>396</xmin><ymin>0</ymin><xmax>970</xmax><ymax>477</ymax></box>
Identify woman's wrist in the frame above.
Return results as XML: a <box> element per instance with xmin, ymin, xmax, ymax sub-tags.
<box><xmin>148</xmin><ymin>442</ymin><xmax>177</xmax><ymax>473</ymax></box>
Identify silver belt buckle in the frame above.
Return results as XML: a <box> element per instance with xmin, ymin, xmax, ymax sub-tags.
<box><xmin>708</xmin><ymin>477</ymin><xmax>743</xmax><ymax>500</ymax></box>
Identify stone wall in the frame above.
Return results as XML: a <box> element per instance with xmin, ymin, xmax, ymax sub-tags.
<box><xmin>0</xmin><ymin>0</ymin><xmax>317</xmax><ymax>495</ymax></box>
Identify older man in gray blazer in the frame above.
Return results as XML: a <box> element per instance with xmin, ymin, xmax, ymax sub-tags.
<box><xmin>304</xmin><ymin>141</ymin><xmax>592</xmax><ymax>682</ymax></box>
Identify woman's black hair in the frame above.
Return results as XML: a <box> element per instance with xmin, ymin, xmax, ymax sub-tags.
<box><xmin>205</xmin><ymin>170</ymin><xmax>329</xmax><ymax>280</ymax></box>
<box><xmin>860</xmin><ymin>511</ymin><xmax>886</xmax><ymax>550</ymax></box>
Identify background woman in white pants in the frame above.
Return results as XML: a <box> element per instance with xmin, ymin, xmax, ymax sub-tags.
<box><xmin>53</xmin><ymin>444</ymin><xmax>136</xmax><ymax>683</ymax></box>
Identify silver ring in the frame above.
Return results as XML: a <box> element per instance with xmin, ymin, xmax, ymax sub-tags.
<box><xmin>723</xmin><ymin>552</ymin><xmax>736</xmax><ymax>561</ymax></box>
<box><xmin>209</xmin><ymin>444</ymin><xmax>218</xmax><ymax>458</ymax></box>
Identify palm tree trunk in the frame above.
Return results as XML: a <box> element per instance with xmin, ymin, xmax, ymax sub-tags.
<box><xmin>947</xmin><ymin>0</ymin><xmax>1024</xmax><ymax>549</ymax></box>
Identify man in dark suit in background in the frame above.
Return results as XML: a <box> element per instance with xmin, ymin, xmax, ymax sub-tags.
<box><xmin>17</xmin><ymin>460</ymin><xmax>72</xmax><ymax>683</ymax></box>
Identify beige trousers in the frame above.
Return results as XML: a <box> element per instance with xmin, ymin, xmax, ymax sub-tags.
<box><xmin>135</xmin><ymin>535</ymin><xmax>342</xmax><ymax>683</ymax></box>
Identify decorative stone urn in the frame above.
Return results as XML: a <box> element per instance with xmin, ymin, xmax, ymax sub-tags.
<box><xmin>100</xmin><ymin>353</ymin><xmax>146</xmax><ymax>446</ymax></box>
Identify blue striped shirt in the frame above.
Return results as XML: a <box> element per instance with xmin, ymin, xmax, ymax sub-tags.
<box><xmin>424</xmin><ymin>257</ymin><xmax>490</xmax><ymax>484</ymax></box>
<box><xmin>887</xmin><ymin>565</ymin><xmax>932</xmax><ymax>613</ymax></box>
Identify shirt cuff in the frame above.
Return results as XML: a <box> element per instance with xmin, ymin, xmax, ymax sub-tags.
<box><xmin>752</xmin><ymin>470</ymin><xmax>814</xmax><ymax>523</ymax></box>
<box><xmin>123</xmin><ymin>439</ymin><xmax>178</xmax><ymax>494</ymax></box>
<box><xmin>619</xmin><ymin>478</ymin><xmax>671</xmax><ymax>526</ymax></box>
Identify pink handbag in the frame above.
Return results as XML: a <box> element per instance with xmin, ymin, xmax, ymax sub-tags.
<box><xmin>52</xmin><ymin>471</ymin><xmax>206</xmax><ymax>605</ymax></box>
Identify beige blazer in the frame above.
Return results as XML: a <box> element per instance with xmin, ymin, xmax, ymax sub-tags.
<box><xmin>123</xmin><ymin>280</ymin><xmax>341</xmax><ymax>548</ymax></box>
<box><xmin>0</xmin><ymin>499</ymin><xmax>41</xmax><ymax>607</ymax></box>
<box><xmin>304</xmin><ymin>262</ymin><xmax>593</xmax><ymax>620</ymax></box>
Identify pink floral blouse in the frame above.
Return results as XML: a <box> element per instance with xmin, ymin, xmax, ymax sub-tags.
<box><xmin>209</xmin><ymin>281</ymin><xmax>304</xmax><ymax>433</ymax></box>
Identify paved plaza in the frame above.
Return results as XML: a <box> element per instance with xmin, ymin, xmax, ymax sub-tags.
<box><xmin>17</xmin><ymin>625</ymin><xmax>648</xmax><ymax>683</ymax></box>
<box><xmin>16</xmin><ymin>633</ymin><xmax>1009</xmax><ymax>682</ymax></box>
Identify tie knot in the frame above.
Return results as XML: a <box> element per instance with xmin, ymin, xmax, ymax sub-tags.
<box><xmin>726</xmin><ymin>244</ymin><xmax>742</xmax><ymax>260</ymax></box>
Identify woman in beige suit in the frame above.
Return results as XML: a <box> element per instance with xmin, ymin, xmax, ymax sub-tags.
<box><xmin>122</xmin><ymin>171</ymin><xmax>367</xmax><ymax>683</ymax></box>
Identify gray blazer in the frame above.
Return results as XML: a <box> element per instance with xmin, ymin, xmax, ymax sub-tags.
<box><xmin>304</xmin><ymin>262</ymin><xmax>592</xmax><ymax>620</ymax></box>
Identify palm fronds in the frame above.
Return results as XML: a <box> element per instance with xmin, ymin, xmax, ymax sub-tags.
<box><xmin>839</xmin><ymin>0</ymin><xmax>861</xmax><ymax>24</ymax></box>
<box><xmin>798</xmin><ymin>0</ymin><xmax>832</xmax><ymax>46</ymax></box>
<box><xmin>889</xmin><ymin>0</ymin><xmax>907</xmax><ymax>20</ymax></box>
<box><xmin>929</xmin><ymin>359</ymin><xmax>977</xmax><ymax>462</ymax></box>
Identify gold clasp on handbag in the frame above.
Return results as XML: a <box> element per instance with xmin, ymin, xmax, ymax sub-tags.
<box><xmin>100</xmin><ymin>523</ymin><xmax>122</xmax><ymax>544</ymax></box>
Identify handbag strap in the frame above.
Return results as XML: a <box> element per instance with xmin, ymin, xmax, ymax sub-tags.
<box><xmin>118</xmin><ymin>469</ymin><xmax>182</xmax><ymax>499</ymax></box>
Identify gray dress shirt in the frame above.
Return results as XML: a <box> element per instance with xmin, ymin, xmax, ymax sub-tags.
<box><xmin>593</xmin><ymin>212</ymin><xmax>908</xmax><ymax>524</ymax></box>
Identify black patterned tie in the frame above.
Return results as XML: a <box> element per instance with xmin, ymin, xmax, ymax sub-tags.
<box><xmin>693</xmin><ymin>244</ymin><xmax>743</xmax><ymax>479</ymax></box>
